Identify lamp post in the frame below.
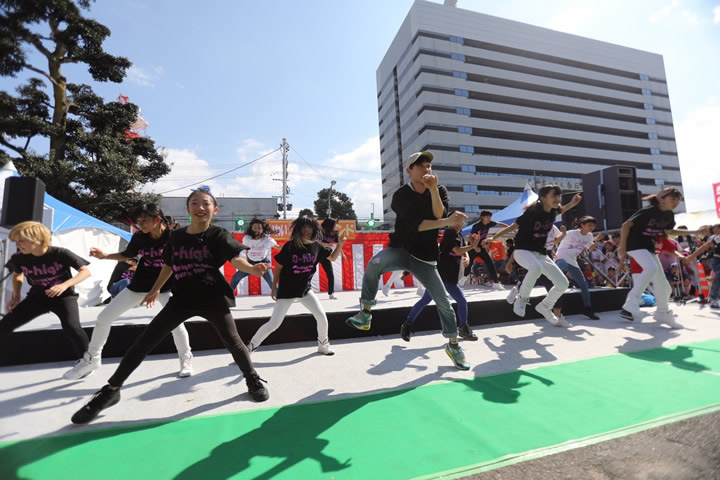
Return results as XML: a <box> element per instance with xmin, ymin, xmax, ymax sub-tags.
<box><xmin>328</xmin><ymin>180</ymin><xmax>336</xmax><ymax>217</ymax></box>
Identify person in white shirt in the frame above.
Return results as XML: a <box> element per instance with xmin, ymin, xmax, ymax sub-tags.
<box><xmin>555</xmin><ymin>216</ymin><xmax>602</xmax><ymax>319</ymax></box>
<box><xmin>230</xmin><ymin>218</ymin><xmax>281</xmax><ymax>292</ymax></box>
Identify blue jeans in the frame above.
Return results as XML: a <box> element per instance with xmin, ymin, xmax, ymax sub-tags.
<box><xmin>230</xmin><ymin>258</ymin><xmax>274</xmax><ymax>291</ymax></box>
<box><xmin>555</xmin><ymin>259</ymin><xmax>591</xmax><ymax>308</ymax></box>
<box><xmin>407</xmin><ymin>282</ymin><xmax>468</xmax><ymax>326</ymax></box>
<box><xmin>109</xmin><ymin>278</ymin><xmax>131</xmax><ymax>298</ymax></box>
<box><xmin>709</xmin><ymin>257</ymin><xmax>720</xmax><ymax>301</ymax></box>
<box><xmin>360</xmin><ymin>247</ymin><xmax>458</xmax><ymax>338</ymax></box>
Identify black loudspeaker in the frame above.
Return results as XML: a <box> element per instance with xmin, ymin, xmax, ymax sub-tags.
<box><xmin>582</xmin><ymin>166</ymin><xmax>641</xmax><ymax>231</ymax></box>
<box><xmin>1</xmin><ymin>177</ymin><xmax>46</xmax><ymax>227</ymax></box>
<box><xmin>561</xmin><ymin>191</ymin><xmax>585</xmax><ymax>229</ymax></box>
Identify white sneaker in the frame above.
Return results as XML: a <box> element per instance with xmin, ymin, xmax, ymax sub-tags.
<box><xmin>556</xmin><ymin>315</ymin><xmax>572</xmax><ymax>328</ymax></box>
<box><xmin>621</xmin><ymin>302</ymin><xmax>646</xmax><ymax>322</ymax></box>
<box><xmin>178</xmin><ymin>353</ymin><xmax>193</xmax><ymax>377</ymax></box>
<box><xmin>318</xmin><ymin>339</ymin><xmax>335</xmax><ymax>356</ymax></box>
<box><xmin>491</xmin><ymin>282</ymin><xmax>505</xmax><ymax>291</ymax></box>
<box><xmin>382</xmin><ymin>284</ymin><xmax>390</xmax><ymax>296</ymax></box>
<box><xmin>654</xmin><ymin>310</ymin><xmax>682</xmax><ymax>329</ymax></box>
<box><xmin>328</xmin><ymin>294</ymin><xmax>338</xmax><ymax>300</ymax></box>
<box><xmin>416</xmin><ymin>286</ymin><xmax>425</xmax><ymax>297</ymax></box>
<box><xmin>710</xmin><ymin>300</ymin><xmax>719</xmax><ymax>309</ymax></box>
<box><xmin>458</xmin><ymin>274</ymin><xmax>469</xmax><ymax>287</ymax></box>
<box><xmin>513</xmin><ymin>296</ymin><xmax>527</xmax><ymax>317</ymax></box>
<box><xmin>506</xmin><ymin>286</ymin><xmax>518</xmax><ymax>304</ymax></box>
<box><xmin>535</xmin><ymin>302</ymin><xmax>560</xmax><ymax>326</ymax></box>
<box><xmin>63</xmin><ymin>352</ymin><xmax>100</xmax><ymax>380</ymax></box>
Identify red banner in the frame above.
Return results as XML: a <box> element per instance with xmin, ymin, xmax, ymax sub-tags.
<box><xmin>714</xmin><ymin>182</ymin><xmax>720</xmax><ymax>219</ymax></box>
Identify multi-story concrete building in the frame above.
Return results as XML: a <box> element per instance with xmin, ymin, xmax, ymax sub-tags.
<box><xmin>377</xmin><ymin>0</ymin><xmax>683</xmax><ymax>221</ymax></box>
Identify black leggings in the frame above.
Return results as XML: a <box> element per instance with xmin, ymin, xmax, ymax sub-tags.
<box><xmin>0</xmin><ymin>295</ymin><xmax>88</xmax><ymax>357</ymax></box>
<box><xmin>108</xmin><ymin>298</ymin><xmax>255</xmax><ymax>387</ymax></box>
<box><xmin>318</xmin><ymin>258</ymin><xmax>335</xmax><ymax>295</ymax></box>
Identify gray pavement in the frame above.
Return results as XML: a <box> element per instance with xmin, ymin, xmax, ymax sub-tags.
<box><xmin>1</xmin><ymin>297</ymin><xmax>719</xmax><ymax>445</ymax></box>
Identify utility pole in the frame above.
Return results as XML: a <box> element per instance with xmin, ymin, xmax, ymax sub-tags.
<box><xmin>281</xmin><ymin>138</ymin><xmax>289</xmax><ymax>219</ymax></box>
<box><xmin>328</xmin><ymin>180</ymin><xmax>336</xmax><ymax>218</ymax></box>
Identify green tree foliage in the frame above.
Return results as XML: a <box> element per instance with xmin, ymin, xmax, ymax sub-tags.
<box><xmin>0</xmin><ymin>0</ymin><xmax>170</xmax><ymax>222</ymax></box>
<box><xmin>313</xmin><ymin>187</ymin><xmax>357</xmax><ymax>220</ymax></box>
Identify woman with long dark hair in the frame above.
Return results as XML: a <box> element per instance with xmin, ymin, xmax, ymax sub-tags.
<box><xmin>229</xmin><ymin>218</ymin><xmax>279</xmax><ymax>293</ymax></box>
<box><xmin>319</xmin><ymin>217</ymin><xmax>340</xmax><ymax>299</ymax></box>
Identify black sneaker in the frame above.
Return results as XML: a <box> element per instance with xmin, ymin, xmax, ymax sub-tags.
<box><xmin>458</xmin><ymin>324</ymin><xmax>478</xmax><ymax>341</ymax></box>
<box><xmin>619</xmin><ymin>309</ymin><xmax>634</xmax><ymax>321</ymax></box>
<box><xmin>400</xmin><ymin>320</ymin><xmax>413</xmax><ymax>342</ymax></box>
<box><xmin>246</xmin><ymin>373</ymin><xmax>269</xmax><ymax>402</ymax></box>
<box><xmin>71</xmin><ymin>385</ymin><xmax>121</xmax><ymax>424</ymax></box>
<box><xmin>583</xmin><ymin>308</ymin><xmax>600</xmax><ymax>320</ymax></box>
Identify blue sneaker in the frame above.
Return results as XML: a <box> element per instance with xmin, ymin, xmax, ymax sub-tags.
<box><xmin>346</xmin><ymin>310</ymin><xmax>372</xmax><ymax>331</ymax></box>
<box><xmin>445</xmin><ymin>342</ymin><xmax>470</xmax><ymax>370</ymax></box>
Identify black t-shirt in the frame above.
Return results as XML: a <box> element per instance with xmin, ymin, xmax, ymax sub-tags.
<box><xmin>121</xmin><ymin>229</ymin><xmax>172</xmax><ymax>293</ymax></box>
<box><xmin>437</xmin><ymin>228</ymin><xmax>464</xmax><ymax>283</ymax></box>
<box><xmin>626</xmin><ymin>205</ymin><xmax>676</xmax><ymax>252</ymax></box>
<box><xmin>322</xmin><ymin>231</ymin><xmax>338</xmax><ymax>244</ymax></box>
<box><xmin>471</xmin><ymin>220</ymin><xmax>497</xmax><ymax>241</ymax></box>
<box><xmin>162</xmin><ymin>225</ymin><xmax>246</xmax><ymax>307</ymax></box>
<box><xmin>389</xmin><ymin>184</ymin><xmax>449</xmax><ymax>262</ymax></box>
<box><xmin>7</xmin><ymin>246</ymin><xmax>89</xmax><ymax>298</ymax></box>
<box><xmin>514</xmin><ymin>206</ymin><xmax>557</xmax><ymax>254</ymax></box>
<box><xmin>274</xmin><ymin>241</ymin><xmax>332</xmax><ymax>299</ymax></box>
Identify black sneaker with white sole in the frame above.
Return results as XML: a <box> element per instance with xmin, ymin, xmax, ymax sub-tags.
<box><xmin>246</xmin><ymin>373</ymin><xmax>269</xmax><ymax>402</ymax></box>
<box><xmin>71</xmin><ymin>385</ymin><xmax>121</xmax><ymax>424</ymax></box>
<box><xmin>400</xmin><ymin>320</ymin><xmax>413</xmax><ymax>342</ymax></box>
<box><xmin>458</xmin><ymin>323</ymin><xmax>478</xmax><ymax>341</ymax></box>
<box><xmin>619</xmin><ymin>309</ymin><xmax>634</xmax><ymax>321</ymax></box>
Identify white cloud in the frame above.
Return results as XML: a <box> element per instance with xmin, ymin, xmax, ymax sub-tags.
<box><xmin>545</xmin><ymin>3</ymin><xmax>599</xmax><ymax>34</ymax></box>
<box><xmin>126</xmin><ymin>66</ymin><xmax>154</xmax><ymax>87</ymax></box>
<box><xmin>649</xmin><ymin>1</ymin><xmax>679</xmax><ymax>23</ymax></box>
<box><xmin>714</xmin><ymin>5</ymin><xmax>720</xmax><ymax>24</ymax></box>
<box><xmin>674</xmin><ymin>104</ymin><xmax>720</xmax><ymax>212</ymax></box>
<box><xmin>143</xmin><ymin>148</ymin><xmax>216</xmax><ymax>196</ymax></box>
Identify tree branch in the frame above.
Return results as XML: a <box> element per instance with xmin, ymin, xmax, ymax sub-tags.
<box><xmin>22</xmin><ymin>63</ymin><xmax>58</xmax><ymax>86</ymax></box>
<box><xmin>0</xmin><ymin>137</ymin><xmax>28</xmax><ymax>156</ymax></box>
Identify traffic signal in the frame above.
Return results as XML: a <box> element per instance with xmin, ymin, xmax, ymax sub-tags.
<box><xmin>366</xmin><ymin>216</ymin><xmax>376</xmax><ymax>228</ymax></box>
<box><xmin>235</xmin><ymin>218</ymin><xmax>245</xmax><ymax>230</ymax></box>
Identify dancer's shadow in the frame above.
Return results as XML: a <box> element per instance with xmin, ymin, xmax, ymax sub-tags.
<box><xmin>458</xmin><ymin>370</ymin><xmax>554</xmax><ymax>404</ymax></box>
<box><xmin>620</xmin><ymin>332</ymin><xmax>710</xmax><ymax>372</ymax></box>
<box><xmin>136</xmin><ymin>362</ymin><xmax>244</xmax><ymax>401</ymax></box>
<box><xmin>367</xmin><ymin>344</ymin><xmax>435</xmax><ymax>375</ymax></box>
<box><xmin>0</xmin><ymin>381</ymin><xmax>100</xmax><ymax>421</ymax></box>
<box><xmin>250</xmin><ymin>352</ymin><xmax>318</xmax><ymax>368</ymax></box>
<box><xmin>0</xmin><ymin>396</ymin><xmax>237</xmax><ymax>480</ymax></box>
<box><xmin>537</xmin><ymin>324</ymin><xmax>593</xmax><ymax>342</ymax></box>
<box><xmin>173</xmin><ymin>370</ymin><xmax>445</xmax><ymax>480</ymax></box>
<box><xmin>481</xmin><ymin>332</ymin><xmax>557</xmax><ymax>373</ymax></box>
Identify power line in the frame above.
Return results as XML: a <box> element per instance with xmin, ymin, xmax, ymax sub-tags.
<box><xmin>288</xmin><ymin>145</ymin><xmax>329</xmax><ymax>182</ymax></box>
<box><xmin>156</xmin><ymin>148</ymin><xmax>281</xmax><ymax>195</ymax></box>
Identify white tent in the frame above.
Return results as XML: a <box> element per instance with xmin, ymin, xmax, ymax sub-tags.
<box><xmin>674</xmin><ymin>210</ymin><xmax>720</xmax><ymax>230</ymax></box>
<box><xmin>1</xmin><ymin>162</ymin><xmax>132</xmax><ymax>308</ymax></box>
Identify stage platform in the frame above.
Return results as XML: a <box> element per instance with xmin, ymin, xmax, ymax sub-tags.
<box><xmin>0</xmin><ymin>285</ymin><xmax>629</xmax><ymax>366</ymax></box>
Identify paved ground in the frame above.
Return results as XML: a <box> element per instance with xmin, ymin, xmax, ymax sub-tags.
<box><xmin>1</xmin><ymin>290</ymin><xmax>719</xmax><ymax>479</ymax></box>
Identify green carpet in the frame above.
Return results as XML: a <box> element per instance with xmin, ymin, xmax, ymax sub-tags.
<box><xmin>2</xmin><ymin>340</ymin><xmax>720</xmax><ymax>480</ymax></box>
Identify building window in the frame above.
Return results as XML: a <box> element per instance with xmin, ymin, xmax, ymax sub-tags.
<box><xmin>465</xmin><ymin>205</ymin><xmax>481</xmax><ymax>213</ymax></box>
<box><xmin>655</xmin><ymin>179</ymin><xmax>665</xmax><ymax>185</ymax></box>
<box><xmin>459</xmin><ymin>145</ymin><xmax>474</xmax><ymax>153</ymax></box>
<box><xmin>642</xmin><ymin>88</ymin><xmax>651</xmax><ymax>95</ymax></box>
<box><xmin>454</xmin><ymin>89</ymin><xmax>469</xmax><ymax>97</ymax></box>
<box><xmin>646</xmin><ymin>118</ymin><xmax>656</xmax><ymax>125</ymax></box>
<box><xmin>453</xmin><ymin>71</ymin><xmax>467</xmax><ymax>79</ymax></box>
<box><xmin>652</xmin><ymin>163</ymin><xmax>662</xmax><ymax>170</ymax></box>
<box><xmin>456</xmin><ymin>107</ymin><xmax>470</xmax><ymax>115</ymax></box>
<box><xmin>451</xmin><ymin>53</ymin><xmax>465</xmax><ymax>61</ymax></box>
<box><xmin>461</xmin><ymin>164</ymin><xmax>475</xmax><ymax>172</ymax></box>
<box><xmin>458</xmin><ymin>126</ymin><xmax>472</xmax><ymax>134</ymax></box>
<box><xmin>463</xmin><ymin>184</ymin><xmax>477</xmax><ymax>192</ymax></box>
<box><xmin>639</xmin><ymin>74</ymin><xmax>649</xmax><ymax>81</ymax></box>
<box><xmin>449</xmin><ymin>35</ymin><xmax>464</xmax><ymax>44</ymax></box>
<box><xmin>643</xmin><ymin>103</ymin><xmax>654</xmax><ymax>110</ymax></box>
<box><xmin>648</xmin><ymin>132</ymin><xmax>658</xmax><ymax>139</ymax></box>
<box><xmin>650</xmin><ymin>148</ymin><xmax>661</xmax><ymax>155</ymax></box>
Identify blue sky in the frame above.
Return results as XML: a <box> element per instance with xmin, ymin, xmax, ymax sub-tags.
<box><xmin>3</xmin><ymin>0</ymin><xmax>719</xmax><ymax>219</ymax></box>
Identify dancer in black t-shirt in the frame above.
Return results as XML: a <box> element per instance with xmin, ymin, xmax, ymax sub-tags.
<box><xmin>618</xmin><ymin>188</ymin><xmax>709</xmax><ymax>326</ymax></box>
<box><xmin>63</xmin><ymin>203</ymin><xmax>193</xmax><ymax>381</ymax></box>
<box><xmin>72</xmin><ymin>186</ymin><xmax>271</xmax><ymax>424</ymax></box>
<box><xmin>1</xmin><ymin>221</ymin><xmax>92</xmax><ymax>365</ymax></box>
<box><xmin>683</xmin><ymin>224</ymin><xmax>720</xmax><ymax>308</ymax></box>
<box><xmin>318</xmin><ymin>217</ymin><xmax>341</xmax><ymax>300</ymax></box>
<box><xmin>467</xmin><ymin>210</ymin><xmax>508</xmax><ymax>289</ymax></box>
<box><xmin>248</xmin><ymin>216</ymin><xmax>346</xmax><ymax>355</ymax></box>
<box><xmin>491</xmin><ymin>186</ymin><xmax>581</xmax><ymax>326</ymax></box>
<box><xmin>345</xmin><ymin>151</ymin><xmax>471</xmax><ymax>370</ymax></box>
